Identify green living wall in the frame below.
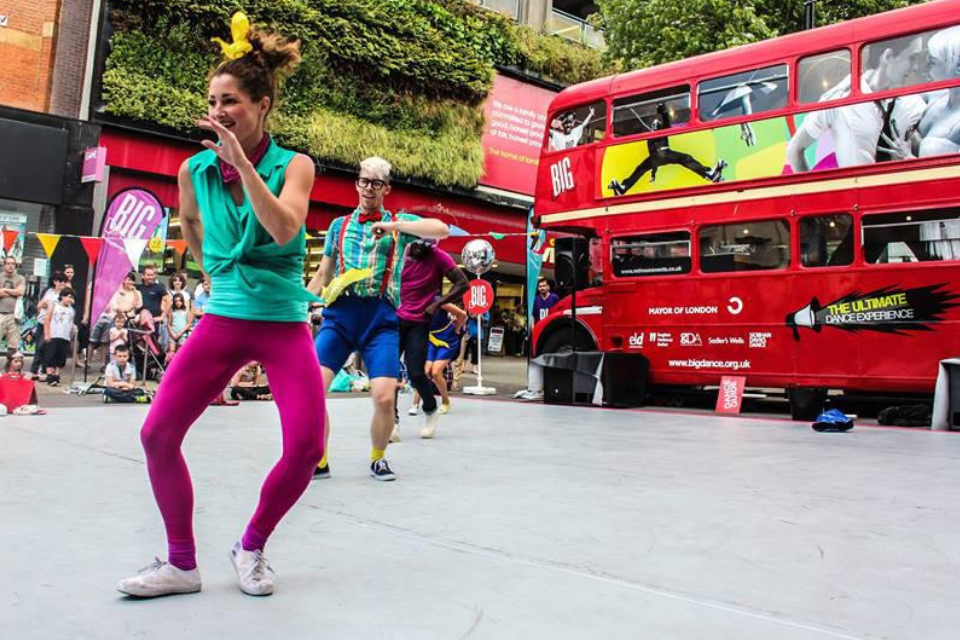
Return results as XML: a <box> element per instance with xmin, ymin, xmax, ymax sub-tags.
<box><xmin>102</xmin><ymin>0</ymin><xmax>608</xmax><ymax>188</ymax></box>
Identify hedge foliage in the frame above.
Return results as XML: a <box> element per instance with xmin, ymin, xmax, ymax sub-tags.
<box><xmin>102</xmin><ymin>0</ymin><xmax>608</xmax><ymax>188</ymax></box>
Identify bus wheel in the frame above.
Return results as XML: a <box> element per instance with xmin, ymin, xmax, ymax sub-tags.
<box><xmin>788</xmin><ymin>388</ymin><xmax>827</xmax><ymax>421</ymax></box>
<box><xmin>538</xmin><ymin>326</ymin><xmax>596</xmax><ymax>355</ymax></box>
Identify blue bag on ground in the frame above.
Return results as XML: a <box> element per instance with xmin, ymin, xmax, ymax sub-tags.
<box><xmin>812</xmin><ymin>408</ymin><xmax>854</xmax><ymax>432</ymax></box>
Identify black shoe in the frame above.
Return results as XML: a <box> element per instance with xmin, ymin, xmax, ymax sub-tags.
<box><xmin>608</xmin><ymin>179</ymin><xmax>625</xmax><ymax>196</ymax></box>
<box><xmin>370</xmin><ymin>458</ymin><xmax>396</xmax><ymax>482</ymax></box>
<box><xmin>710</xmin><ymin>159</ymin><xmax>728</xmax><ymax>183</ymax></box>
<box><xmin>312</xmin><ymin>463</ymin><xmax>330</xmax><ymax>480</ymax></box>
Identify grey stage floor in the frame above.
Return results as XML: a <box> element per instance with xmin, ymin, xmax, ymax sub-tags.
<box><xmin>2</xmin><ymin>396</ymin><xmax>959</xmax><ymax>640</ymax></box>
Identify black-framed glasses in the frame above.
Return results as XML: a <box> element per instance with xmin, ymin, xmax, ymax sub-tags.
<box><xmin>357</xmin><ymin>177</ymin><xmax>387</xmax><ymax>190</ymax></box>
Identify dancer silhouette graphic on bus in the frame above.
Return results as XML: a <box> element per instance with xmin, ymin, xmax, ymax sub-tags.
<box><xmin>609</xmin><ymin>103</ymin><xmax>727</xmax><ymax>196</ymax></box>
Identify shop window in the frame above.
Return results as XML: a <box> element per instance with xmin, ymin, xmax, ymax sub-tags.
<box><xmin>611</xmin><ymin>231</ymin><xmax>691</xmax><ymax>277</ymax></box>
<box><xmin>612</xmin><ymin>86</ymin><xmax>690</xmax><ymax>138</ymax></box>
<box><xmin>863</xmin><ymin>208</ymin><xmax>960</xmax><ymax>264</ymax></box>
<box><xmin>798</xmin><ymin>50</ymin><xmax>852</xmax><ymax>103</ymax></box>
<box><xmin>699</xmin><ymin>220</ymin><xmax>790</xmax><ymax>273</ymax></box>
<box><xmin>800</xmin><ymin>213</ymin><xmax>854</xmax><ymax>267</ymax></box>
<box><xmin>698</xmin><ymin>64</ymin><xmax>789</xmax><ymax>122</ymax></box>
<box><xmin>860</xmin><ymin>23</ymin><xmax>960</xmax><ymax>92</ymax></box>
<box><xmin>547</xmin><ymin>101</ymin><xmax>607</xmax><ymax>151</ymax></box>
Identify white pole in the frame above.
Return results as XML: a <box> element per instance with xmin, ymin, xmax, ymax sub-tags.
<box><xmin>475</xmin><ymin>314</ymin><xmax>483</xmax><ymax>388</ymax></box>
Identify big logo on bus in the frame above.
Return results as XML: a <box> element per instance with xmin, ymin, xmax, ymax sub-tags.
<box><xmin>550</xmin><ymin>157</ymin><xmax>575</xmax><ymax>199</ymax></box>
<box><xmin>785</xmin><ymin>284</ymin><xmax>960</xmax><ymax>341</ymax></box>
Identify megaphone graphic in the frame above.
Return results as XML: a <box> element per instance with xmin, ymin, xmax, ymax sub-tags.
<box><xmin>786</xmin><ymin>297</ymin><xmax>822</xmax><ymax>341</ymax></box>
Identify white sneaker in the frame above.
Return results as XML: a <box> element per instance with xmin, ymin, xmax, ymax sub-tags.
<box><xmin>407</xmin><ymin>404</ymin><xmax>419</xmax><ymax>416</ymax></box>
<box><xmin>421</xmin><ymin>410</ymin><xmax>440</xmax><ymax>439</ymax></box>
<box><xmin>116</xmin><ymin>557</ymin><xmax>201</xmax><ymax>598</ymax></box>
<box><xmin>230</xmin><ymin>541</ymin><xmax>274</xmax><ymax>596</ymax></box>
<box><xmin>390</xmin><ymin>422</ymin><xmax>401</xmax><ymax>443</ymax></box>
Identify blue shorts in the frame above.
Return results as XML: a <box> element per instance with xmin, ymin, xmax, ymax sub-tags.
<box><xmin>315</xmin><ymin>296</ymin><xmax>399</xmax><ymax>379</ymax></box>
<box><xmin>428</xmin><ymin>337</ymin><xmax>461</xmax><ymax>363</ymax></box>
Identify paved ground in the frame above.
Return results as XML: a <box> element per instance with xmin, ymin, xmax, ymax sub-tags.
<box><xmin>2</xmin><ymin>396</ymin><xmax>958</xmax><ymax>639</ymax></box>
<box><xmin>29</xmin><ymin>353</ymin><xmax>532</xmax><ymax>408</ymax></box>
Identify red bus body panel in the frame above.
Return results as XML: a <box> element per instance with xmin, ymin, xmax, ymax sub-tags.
<box><xmin>533</xmin><ymin>0</ymin><xmax>960</xmax><ymax>395</ymax></box>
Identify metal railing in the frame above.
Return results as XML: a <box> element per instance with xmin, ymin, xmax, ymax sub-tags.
<box><xmin>546</xmin><ymin>8</ymin><xmax>605</xmax><ymax>49</ymax></box>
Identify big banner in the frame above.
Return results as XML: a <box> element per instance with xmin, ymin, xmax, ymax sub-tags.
<box><xmin>90</xmin><ymin>188</ymin><xmax>166</xmax><ymax>323</ymax></box>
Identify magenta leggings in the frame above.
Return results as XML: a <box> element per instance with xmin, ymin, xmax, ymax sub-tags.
<box><xmin>140</xmin><ymin>314</ymin><xmax>324</xmax><ymax>568</ymax></box>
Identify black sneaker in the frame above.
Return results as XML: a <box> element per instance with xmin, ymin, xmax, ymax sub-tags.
<box><xmin>370</xmin><ymin>458</ymin><xmax>396</xmax><ymax>482</ymax></box>
<box><xmin>312</xmin><ymin>463</ymin><xmax>330</xmax><ymax>480</ymax></box>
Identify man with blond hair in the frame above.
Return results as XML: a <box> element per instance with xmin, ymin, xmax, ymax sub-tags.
<box><xmin>308</xmin><ymin>156</ymin><xmax>449</xmax><ymax>481</ymax></box>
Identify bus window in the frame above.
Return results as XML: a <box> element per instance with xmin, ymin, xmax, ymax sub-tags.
<box><xmin>800</xmin><ymin>214</ymin><xmax>854</xmax><ymax>267</ymax></box>
<box><xmin>548</xmin><ymin>102</ymin><xmax>607</xmax><ymax>152</ymax></box>
<box><xmin>699</xmin><ymin>221</ymin><xmax>790</xmax><ymax>273</ymax></box>
<box><xmin>698</xmin><ymin>64</ymin><xmax>789</xmax><ymax>122</ymax></box>
<box><xmin>612</xmin><ymin>86</ymin><xmax>690</xmax><ymax>138</ymax></box>
<box><xmin>611</xmin><ymin>231</ymin><xmax>691</xmax><ymax>277</ymax></box>
<box><xmin>863</xmin><ymin>208</ymin><xmax>960</xmax><ymax>264</ymax></box>
<box><xmin>798</xmin><ymin>50</ymin><xmax>851</xmax><ymax>104</ymax></box>
<box><xmin>860</xmin><ymin>25</ymin><xmax>960</xmax><ymax>93</ymax></box>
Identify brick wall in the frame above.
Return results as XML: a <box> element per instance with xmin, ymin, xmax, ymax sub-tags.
<box><xmin>0</xmin><ymin>0</ymin><xmax>61</xmax><ymax>112</ymax></box>
<box><xmin>49</xmin><ymin>0</ymin><xmax>95</xmax><ymax>118</ymax></box>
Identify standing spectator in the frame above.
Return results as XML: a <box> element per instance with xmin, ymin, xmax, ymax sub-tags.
<box><xmin>32</xmin><ymin>271</ymin><xmax>68</xmax><ymax>376</ymax></box>
<box><xmin>0</xmin><ymin>256</ymin><xmax>25</xmax><ymax>357</ymax></box>
<box><xmin>464</xmin><ymin>310</ymin><xmax>489</xmax><ymax>374</ymax></box>
<box><xmin>165</xmin><ymin>293</ymin><xmax>193</xmax><ymax>364</ymax></box>
<box><xmin>42</xmin><ymin>287</ymin><xmax>76</xmax><ymax>387</ymax></box>
<box><xmin>168</xmin><ymin>273</ymin><xmax>192</xmax><ymax>311</ymax></box>
<box><xmin>108</xmin><ymin>313</ymin><xmax>129</xmax><ymax>360</ymax></box>
<box><xmin>103</xmin><ymin>344</ymin><xmax>149</xmax><ymax>404</ymax></box>
<box><xmin>192</xmin><ymin>277</ymin><xmax>211</xmax><ymax>324</ymax></box>
<box><xmin>136</xmin><ymin>265</ymin><xmax>172</xmax><ymax>349</ymax></box>
<box><xmin>532</xmin><ymin>278</ymin><xmax>559</xmax><ymax>325</ymax></box>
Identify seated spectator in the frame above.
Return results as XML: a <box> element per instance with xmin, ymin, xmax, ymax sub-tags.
<box><xmin>90</xmin><ymin>272</ymin><xmax>141</xmax><ymax>371</ymax></box>
<box><xmin>103</xmin><ymin>344</ymin><xmax>149</xmax><ymax>404</ymax></box>
<box><xmin>42</xmin><ymin>287</ymin><xmax>76</xmax><ymax>387</ymax></box>
<box><xmin>135</xmin><ymin>264</ymin><xmax>171</xmax><ymax>351</ymax></box>
<box><xmin>5</xmin><ymin>351</ymin><xmax>31</xmax><ymax>379</ymax></box>
<box><xmin>165</xmin><ymin>293</ymin><xmax>193</xmax><ymax>364</ymax></box>
<box><xmin>229</xmin><ymin>362</ymin><xmax>272</xmax><ymax>401</ymax></box>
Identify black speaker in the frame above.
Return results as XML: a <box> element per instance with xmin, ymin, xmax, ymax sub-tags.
<box><xmin>554</xmin><ymin>237</ymin><xmax>589</xmax><ymax>289</ymax></box>
<box><xmin>544</xmin><ymin>364</ymin><xmax>597</xmax><ymax>405</ymax></box>
<box><xmin>600</xmin><ymin>352</ymin><xmax>648</xmax><ymax>407</ymax></box>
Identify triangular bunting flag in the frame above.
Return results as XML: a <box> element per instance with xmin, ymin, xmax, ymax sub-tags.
<box><xmin>36</xmin><ymin>233</ymin><xmax>62</xmax><ymax>258</ymax></box>
<box><xmin>2</xmin><ymin>228</ymin><xmax>17</xmax><ymax>253</ymax></box>
<box><xmin>489</xmin><ymin>232</ymin><xmax>506</xmax><ymax>241</ymax></box>
<box><xmin>168</xmin><ymin>239</ymin><xmax>188</xmax><ymax>254</ymax></box>
<box><xmin>80</xmin><ymin>237</ymin><xmax>105</xmax><ymax>266</ymax></box>
<box><xmin>123</xmin><ymin>238</ymin><xmax>149</xmax><ymax>268</ymax></box>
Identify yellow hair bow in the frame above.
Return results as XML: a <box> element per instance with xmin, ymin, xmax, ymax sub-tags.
<box><xmin>211</xmin><ymin>11</ymin><xmax>253</xmax><ymax>60</ymax></box>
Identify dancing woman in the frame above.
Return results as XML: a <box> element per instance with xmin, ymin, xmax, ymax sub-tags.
<box><xmin>117</xmin><ymin>13</ymin><xmax>323</xmax><ymax>598</ymax></box>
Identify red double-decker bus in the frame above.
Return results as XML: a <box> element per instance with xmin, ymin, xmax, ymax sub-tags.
<box><xmin>532</xmin><ymin>0</ymin><xmax>960</xmax><ymax>418</ymax></box>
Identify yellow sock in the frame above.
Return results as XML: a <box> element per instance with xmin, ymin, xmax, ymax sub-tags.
<box><xmin>371</xmin><ymin>448</ymin><xmax>385</xmax><ymax>462</ymax></box>
<box><xmin>318</xmin><ymin>453</ymin><xmax>327</xmax><ymax>469</ymax></box>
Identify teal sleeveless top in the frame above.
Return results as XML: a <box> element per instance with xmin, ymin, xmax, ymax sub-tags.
<box><xmin>188</xmin><ymin>139</ymin><xmax>318</xmax><ymax>323</ymax></box>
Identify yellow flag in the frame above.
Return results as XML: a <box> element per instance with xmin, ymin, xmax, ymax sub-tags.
<box><xmin>149</xmin><ymin>237</ymin><xmax>164</xmax><ymax>253</ymax></box>
<box><xmin>36</xmin><ymin>233</ymin><xmax>61</xmax><ymax>258</ymax></box>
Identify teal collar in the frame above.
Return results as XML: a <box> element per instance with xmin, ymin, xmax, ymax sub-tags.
<box><xmin>191</xmin><ymin>137</ymin><xmax>285</xmax><ymax>180</ymax></box>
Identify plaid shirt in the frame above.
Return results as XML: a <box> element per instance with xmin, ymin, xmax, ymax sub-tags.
<box><xmin>323</xmin><ymin>208</ymin><xmax>421</xmax><ymax>307</ymax></box>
